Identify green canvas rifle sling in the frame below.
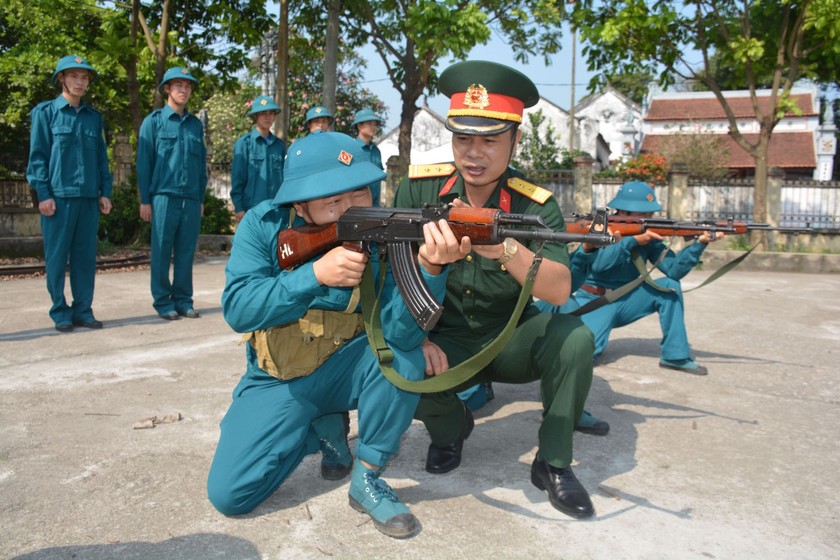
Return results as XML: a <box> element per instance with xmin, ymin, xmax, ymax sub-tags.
<box><xmin>361</xmin><ymin>250</ymin><xmax>543</xmax><ymax>394</ymax></box>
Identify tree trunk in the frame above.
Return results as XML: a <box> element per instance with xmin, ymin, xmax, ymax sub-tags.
<box><xmin>322</xmin><ymin>0</ymin><xmax>340</xmax><ymax>123</ymax></box>
<box><xmin>152</xmin><ymin>0</ymin><xmax>171</xmax><ymax>110</ymax></box>
<box><xmin>275</xmin><ymin>0</ymin><xmax>289</xmax><ymax>140</ymax></box>
<box><xmin>751</xmin><ymin>130</ymin><xmax>771</xmax><ymax>248</ymax></box>
<box><xmin>127</xmin><ymin>0</ymin><xmax>143</xmax><ymax>145</ymax></box>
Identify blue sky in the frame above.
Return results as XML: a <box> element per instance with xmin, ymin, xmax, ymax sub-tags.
<box><xmin>355</xmin><ymin>24</ymin><xmax>596</xmax><ymax>132</ymax></box>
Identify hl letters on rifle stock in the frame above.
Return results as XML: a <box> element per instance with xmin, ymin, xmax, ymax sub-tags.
<box><xmin>277</xmin><ymin>205</ymin><xmax>615</xmax><ymax>330</ymax></box>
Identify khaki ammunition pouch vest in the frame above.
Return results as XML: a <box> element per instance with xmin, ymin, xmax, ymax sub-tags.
<box><xmin>243</xmin><ymin>308</ymin><xmax>364</xmax><ymax>381</ymax></box>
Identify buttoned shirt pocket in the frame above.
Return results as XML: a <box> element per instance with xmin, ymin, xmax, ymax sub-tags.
<box><xmin>50</xmin><ymin>125</ymin><xmax>73</xmax><ymax>146</ymax></box>
<box><xmin>157</xmin><ymin>131</ymin><xmax>178</xmax><ymax>155</ymax></box>
<box><xmin>187</xmin><ymin>135</ymin><xmax>203</xmax><ymax>156</ymax></box>
<box><xmin>82</xmin><ymin>128</ymin><xmax>99</xmax><ymax>151</ymax></box>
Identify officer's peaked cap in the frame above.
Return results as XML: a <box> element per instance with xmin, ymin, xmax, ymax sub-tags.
<box><xmin>439</xmin><ymin>60</ymin><xmax>539</xmax><ymax>136</ymax></box>
<box><xmin>608</xmin><ymin>181</ymin><xmax>662</xmax><ymax>212</ymax></box>
<box><xmin>158</xmin><ymin>67</ymin><xmax>199</xmax><ymax>94</ymax></box>
<box><xmin>274</xmin><ymin>132</ymin><xmax>386</xmax><ymax>206</ymax></box>
<box><xmin>249</xmin><ymin>95</ymin><xmax>281</xmax><ymax>116</ymax></box>
<box><xmin>52</xmin><ymin>55</ymin><xmax>97</xmax><ymax>86</ymax></box>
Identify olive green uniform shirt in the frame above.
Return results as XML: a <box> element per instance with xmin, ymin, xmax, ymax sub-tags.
<box><xmin>394</xmin><ymin>165</ymin><xmax>569</xmax><ymax>337</ymax></box>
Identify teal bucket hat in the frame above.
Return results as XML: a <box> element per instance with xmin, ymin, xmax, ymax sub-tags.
<box><xmin>51</xmin><ymin>55</ymin><xmax>97</xmax><ymax>86</ymax></box>
<box><xmin>304</xmin><ymin>105</ymin><xmax>334</xmax><ymax>124</ymax></box>
<box><xmin>158</xmin><ymin>67</ymin><xmax>199</xmax><ymax>94</ymax></box>
<box><xmin>274</xmin><ymin>132</ymin><xmax>386</xmax><ymax>206</ymax></box>
<box><xmin>351</xmin><ymin>108</ymin><xmax>383</xmax><ymax>127</ymax></box>
<box><xmin>608</xmin><ymin>181</ymin><xmax>662</xmax><ymax>213</ymax></box>
<box><xmin>249</xmin><ymin>95</ymin><xmax>281</xmax><ymax>116</ymax></box>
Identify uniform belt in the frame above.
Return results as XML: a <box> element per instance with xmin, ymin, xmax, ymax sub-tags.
<box><xmin>580</xmin><ymin>284</ymin><xmax>607</xmax><ymax>296</ymax></box>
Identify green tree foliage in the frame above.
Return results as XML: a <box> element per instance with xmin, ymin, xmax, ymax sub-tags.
<box><xmin>98</xmin><ymin>178</ymin><xmax>149</xmax><ymax>246</ymax></box>
<box><xmin>205</xmin><ymin>86</ymin><xmax>260</xmax><ymax>166</ymax></box>
<box><xmin>513</xmin><ymin>110</ymin><xmax>562</xmax><ymax>180</ymax></box>
<box><xmin>571</xmin><ymin>0</ymin><xmax>840</xmax><ymax>228</ymax></box>
<box><xmin>201</xmin><ymin>189</ymin><xmax>234</xmax><ymax>235</ymax></box>
<box><xmin>606</xmin><ymin>71</ymin><xmax>653</xmax><ymax>105</ymax></box>
<box><xmin>319</xmin><ymin>0</ymin><xmax>567</xmax><ymax>178</ymax></box>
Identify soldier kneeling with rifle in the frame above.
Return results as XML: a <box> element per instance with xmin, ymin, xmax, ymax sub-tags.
<box><xmin>206</xmin><ymin>132</ymin><xmax>468</xmax><ymax>539</ymax></box>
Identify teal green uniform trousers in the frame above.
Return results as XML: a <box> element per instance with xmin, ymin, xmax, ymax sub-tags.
<box><xmin>149</xmin><ymin>195</ymin><xmax>201</xmax><ymax>314</ymax></box>
<box><xmin>207</xmin><ymin>336</ymin><xmax>424</xmax><ymax>516</ymax></box>
<box><xmin>41</xmin><ymin>197</ymin><xmax>100</xmax><ymax>324</ymax></box>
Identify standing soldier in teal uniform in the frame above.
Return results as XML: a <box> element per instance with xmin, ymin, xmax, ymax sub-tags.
<box><xmin>27</xmin><ymin>55</ymin><xmax>113</xmax><ymax>332</ymax></box>
<box><xmin>393</xmin><ymin>60</ymin><xmax>597</xmax><ymax>519</ymax></box>
<box><xmin>137</xmin><ymin>67</ymin><xmax>207</xmax><ymax>321</ymax></box>
<box><xmin>206</xmin><ymin>131</ymin><xmax>467</xmax><ymax>538</ymax></box>
<box><xmin>230</xmin><ymin>95</ymin><xmax>286</xmax><ymax>223</ymax></box>
<box><xmin>351</xmin><ymin>108</ymin><xmax>384</xmax><ymax>205</ymax></box>
<box><xmin>304</xmin><ymin>105</ymin><xmax>333</xmax><ymax>134</ymax></box>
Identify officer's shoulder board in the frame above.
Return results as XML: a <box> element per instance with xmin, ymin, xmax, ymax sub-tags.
<box><xmin>408</xmin><ymin>163</ymin><xmax>456</xmax><ymax>180</ymax></box>
<box><xmin>506</xmin><ymin>176</ymin><xmax>553</xmax><ymax>205</ymax></box>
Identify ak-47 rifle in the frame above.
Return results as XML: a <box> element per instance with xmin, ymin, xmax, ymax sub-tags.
<box><xmin>564</xmin><ymin>213</ymin><xmax>813</xmax><ymax>238</ymax></box>
<box><xmin>277</xmin><ymin>205</ymin><xmax>616</xmax><ymax>330</ymax></box>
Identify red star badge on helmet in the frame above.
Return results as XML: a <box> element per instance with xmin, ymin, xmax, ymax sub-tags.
<box><xmin>338</xmin><ymin>150</ymin><xmax>353</xmax><ymax>166</ymax></box>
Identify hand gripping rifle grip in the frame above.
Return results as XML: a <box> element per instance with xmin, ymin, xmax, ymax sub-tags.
<box><xmin>387</xmin><ymin>240</ymin><xmax>443</xmax><ymax>331</ymax></box>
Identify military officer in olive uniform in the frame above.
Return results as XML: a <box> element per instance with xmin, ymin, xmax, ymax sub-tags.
<box><xmin>351</xmin><ymin>108</ymin><xmax>384</xmax><ymax>205</ymax></box>
<box><xmin>304</xmin><ymin>105</ymin><xmax>333</xmax><ymax>134</ymax></box>
<box><xmin>137</xmin><ymin>67</ymin><xmax>207</xmax><ymax>320</ymax></box>
<box><xmin>230</xmin><ymin>95</ymin><xmax>286</xmax><ymax>223</ymax></box>
<box><xmin>393</xmin><ymin>60</ymin><xmax>597</xmax><ymax>519</ymax></box>
<box><xmin>207</xmin><ymin>132</ymin><xmax>467</xmax><ymax>538</ymax></box>
<box><xmin>27</xmin><ymin>55</ymin><xmax>113</xmax><ymax>332</ymax></box>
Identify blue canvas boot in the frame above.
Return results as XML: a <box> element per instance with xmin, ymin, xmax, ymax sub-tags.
<box><xmin>312</xmin><ymin>412</ymin><xmax>352</xmax><ymax>480</ymax></box>
<box><xmin>659</xmin><ymin>358</ymin><xmax>708</xmax><ymax>376</ymax></box>
<box><xmin>575</xmin><ymin>409</ymin><xmax>610</xmax><ymax>436</ymax></box>
<box><xmin>348</xmin><ymin>459</ymin><xmax>418</xmax><ymax>539</ymax></box>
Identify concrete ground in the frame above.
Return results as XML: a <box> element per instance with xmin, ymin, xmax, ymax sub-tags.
<box><xmin>0</xmin><ymin>257</ymin><xmax>838</xmax><ymax>560</ymax></box>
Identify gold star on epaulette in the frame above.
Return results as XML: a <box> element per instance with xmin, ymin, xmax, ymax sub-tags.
<box><xmin>408</xmin><ymin>163</ymin><xmax>456</xmax><ymax>179</ymax></box>
<box><xmin>506</xmin><ymin>177</ymin><xmax>553</xmax><ymax>204</ymax></box>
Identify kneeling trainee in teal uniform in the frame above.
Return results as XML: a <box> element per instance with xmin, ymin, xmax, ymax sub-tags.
<box><xmin>393</xmin><ymin>60</ymin><xmax>597</xmax><ymax>519</ymax></box>
<box><xmin>536</xmin><ymin>182</ymin><xmax>721</xmax><ymax>375</ymax></box>
<box><xmin>27</xmin><ymin>55</ymin><xmax>113</xmax><ymax>332</ymax></box>
<box><xmin>207</xmin><ymin>132</ymin><xmax>467</xmax><ymax>539</ymax></box>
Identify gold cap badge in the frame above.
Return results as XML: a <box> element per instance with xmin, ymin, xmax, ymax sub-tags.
<box><xmin>463</xmin><ymin>84</ymin><xmax>490</xmax><ymax>109</ymax></box>
<box><xmin>260</xmin><ymin>99</ymin><xmax>268</xmax><ymax>106</ymax></box>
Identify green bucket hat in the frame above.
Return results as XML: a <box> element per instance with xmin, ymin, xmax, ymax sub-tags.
<box><xmin>439</xmin><ymin>60</ymin><xmax>539</xmax><ymax>136</ymax></box>
<box><xmin>304</xmin><ymin>105</ymin><xmax>334</xmax><ymax>124</ymax></box>
<box><xmin>273</xmin><ymin>132</ymin><xmax>386</xmax><ymax>206</ymax></box>
<box><xmin>248</xmin><ymin>95</ymin><xmax>281</xmax><ymax>116</ymax></box>
<box><xmin>608</xmin><ymin>181</ymin><xmax>662</xmax><ymax>213</ymax></box>
<box><xmin>158</xmin><ymin>67</ymin><xmax>199</xmax><ymax>94</ymax></box>
<box><xmin>351</xmin><ymin>108</ymin><xmax>383</xmax><ymax>127</ymax></box>
<box><xmin>51</xmin><ymin>55</ymin><xmax>97</xmax><ymax>86</ymax></box>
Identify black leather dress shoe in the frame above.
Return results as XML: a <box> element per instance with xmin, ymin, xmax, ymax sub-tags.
<box><xmin>177</xmin><ymin>308</ymin><xmax>200</xmax><ymax>319</ymax></box>
<box><xmin>160</xmin><ymin>311</ymin><xmax>180</xmax><ymax>321</ymax></box>
<box><xmin>55</xmin><ymin>323</ymin><xmax>74</xmax><ymax>333</ymax></box>
<box><xmin>425</xmin><ymin>406</ymin><xmax>474</xmax><ymax>474</ymax></box>
<box><xmin>73</xmin><ymin>319</ymin><xmax>103</xmax><ymax>329</ymax></box>
<box><xmin>530</xmin><ymin>456</ymin><xmax>595</xmax><ymax>519</ymax></box>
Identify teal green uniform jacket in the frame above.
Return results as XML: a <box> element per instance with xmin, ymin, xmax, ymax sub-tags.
<box><xmin>230</xmin><ymin>130</ymin><xmax>286</xmax><ymax>213</ymax></box>
<box><xmin>27</xmin><ymin>95</ymin><xmax>112</xmax><ymax>201</ymax></box>
<box><xmin>137</xmin><ymin>105</ymin><xmax>207</xmax><ymax>204</ymax></box>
